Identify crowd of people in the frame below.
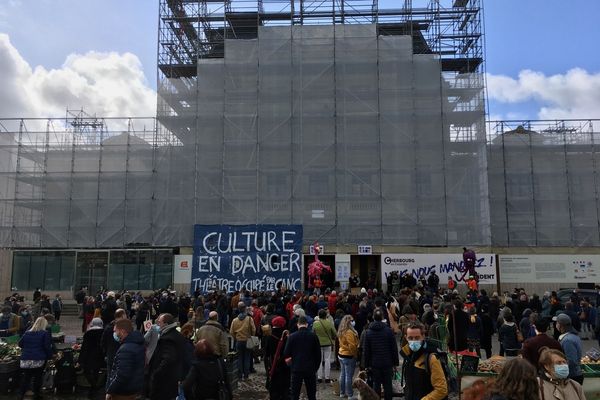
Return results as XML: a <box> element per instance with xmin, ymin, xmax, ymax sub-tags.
<box><xmin>3</xmin><ymin>277</ymin><xmax>599</xmax><ymax>400</ymax></box>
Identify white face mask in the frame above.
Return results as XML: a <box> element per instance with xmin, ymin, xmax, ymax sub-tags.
<box><xmin>350</xmin><ymin>321</ymin><xmax>355</xmax><ymax>327</ymax></box>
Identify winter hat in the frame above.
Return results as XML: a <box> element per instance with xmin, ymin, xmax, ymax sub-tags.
<box><xmin>272</xmin><ymin>316</ymin><xmax>286</xmax><ymax>328</ymax></box>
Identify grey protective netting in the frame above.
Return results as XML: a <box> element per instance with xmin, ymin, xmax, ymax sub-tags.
<box><xmin>487</xmin><ymin>121</ymin><xmax>600</xmax><ymax>247</ymax></box>
<box><xmin>0</xmin><ymin>26</ymin><xmax>490</xmax><ymax>248</ymax></box>
<box><xmin>155</xmin><ymin>24</ymin><xmax>490</xmax><ymax>247</ymax></box>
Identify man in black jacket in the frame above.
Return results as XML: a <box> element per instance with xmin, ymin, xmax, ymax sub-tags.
<box><xmin>148</xmin><ymin>313</ymin><xmax>188</xmax><ymax>400</ymax></box>
<box><xmin>100</xmin><ymin>308</ymin><xmax>127</xmax><ymax>377</ymax></box>
<box><xmin>106</xmin><ymin>319</ymin><xmax>145</xmax><ymax>400</ymax></box>
<box><xmin>364</xmin><ymin>310</ymin><xmax>399</xmax><ymax>400</ymax></box>
<box><xmin>283</xmin><ymin>316</ymin><xmax>321</xmax><ymax>400</ymax></box>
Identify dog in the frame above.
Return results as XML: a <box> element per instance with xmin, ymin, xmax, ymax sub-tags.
<box><xmin>352</xmin><ymin>370</ymin><xmax>380</xmax><ymax>400</ymax></box>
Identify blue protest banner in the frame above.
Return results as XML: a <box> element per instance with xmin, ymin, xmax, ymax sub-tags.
<box><xmin>192</xmin><ymin>224</ymin><xmax>303</xmax><ymax>293</ymax></box>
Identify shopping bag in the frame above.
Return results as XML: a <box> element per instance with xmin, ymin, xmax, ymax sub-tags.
<box><xmin>391</xmin><ymin>370</ymin><xmax>403</xmax><ymax>396</ymax></box>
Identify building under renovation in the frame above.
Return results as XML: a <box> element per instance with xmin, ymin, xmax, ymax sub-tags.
<box><xmin>1</xmin><ymin>0</ymin><xmax>598</xmax><ymax>296</ymax></box>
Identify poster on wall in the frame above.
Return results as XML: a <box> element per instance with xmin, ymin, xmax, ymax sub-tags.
<box><xmin>192</xmin><ymin>224</ymin><xmax>303</xmax><ymax>293</ymax></box>
<box><xmin>499</xmin><ymin>255</ymin><xmax>600</xmax><ymax>283</ymax></box>
<box><xmin>335</xmin><ymin>254</ymin><xmax>351</xmax><ymax>282</ymax></box>
<box><xmin>381</xmin><ymin>253</ymin><xmax>497</xmax><ymax>285</ymax></box>
<box><xmin>174</xmin><ymin>255</ymin><xmax>193</xmax><ymax>284</ymax></box>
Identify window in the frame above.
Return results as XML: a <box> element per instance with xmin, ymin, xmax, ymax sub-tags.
<box><xmin>107</xmin><ymin>250</ymin><xmax>173</xmax><ymax>290</ymax></box>
<box><xmin>11</xmin><ymin>251</ymin><xmax>76</xmax><ymax>291</ymax></box>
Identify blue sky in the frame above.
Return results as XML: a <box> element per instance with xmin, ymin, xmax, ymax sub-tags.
<box><xmin>0</xmin><ymin>0</ymin><xmax>598</xmax><ymax>120</ymax></box>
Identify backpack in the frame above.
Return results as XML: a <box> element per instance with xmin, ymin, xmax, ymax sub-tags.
<box><xmin>423</xmin><ymin>347</ymin><xmax>457</xmax><ymax>397</ymax></box>
<box><xmin>401</xmin><ymin>342</ymin><xmax>457</xmax><ymax>399</ymax></box>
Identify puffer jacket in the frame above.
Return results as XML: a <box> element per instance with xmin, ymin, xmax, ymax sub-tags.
<box><xmin>363</xmin><ymin>321</ymin><xmax>399</xmax><ymax>369</ymax></box>
<box><xmin>106</xmin><ymin>330</ymin><xmax>145</xmax><ymax>395</ymax></box>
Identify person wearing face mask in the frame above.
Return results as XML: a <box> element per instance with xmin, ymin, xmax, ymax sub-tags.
<box><xmin>100</xmin><ymin>308</ymin><xmax>128</xmax><ymax>378</ymax></box>
<box><xmin>19</xmin><ymin>306</ymin><xmax>33</xmax><ymax>334</ymax></box>
<box><xmin>399</xmin><ymin>321</ymin><xmax>448</xmax><ymax>400</ymax></box>
<box><xmin>554</xmin><ymin>313</ymin><xmax>584</xmax><ymax>385</ymax></box>
<box><xmin>105</xmin><ymin>319</ymin><xmax>145</xmax><ymax>400</ymax></box>
<box><xmin>337</xmin><ymin>315</ymin><xmax>358</xmax><ymax>399</ymax></box>
<box><xmin>537</xmin><ymin>347</ymin><xmax>586</xmax><ymax>400</ymax></box>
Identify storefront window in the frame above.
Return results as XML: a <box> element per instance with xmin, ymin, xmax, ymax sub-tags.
<box><xmin>154</xmin><ymin>250</ymin><xmax>173</xmax><ymax>289</ymax></box>
<box><xmin>138</xmin><ymin>251</ymin><xmax>154</xmax><ymax>290</ymax></box>
<box><xmin>11</xmin><ymin>253</ymin><xmax>30</xmax><ymax>291</ymax></box>
<box><xmin>11</xmin><ymin>251</ymin><xmax>76</xmax><ymax>291</ymax></box>
<box><xmin>108</xmin><ymin>249</ymin><xmax>173</xmax><ymax>291</ymax></box>
<box><xmin>44</xmin><ymin>254</ymin><xmax>61</xmax><ymax>291</ymax></box>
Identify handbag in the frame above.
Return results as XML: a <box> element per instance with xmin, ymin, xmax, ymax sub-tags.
<box><xmin>516</xmin><ymin>327</ymin><xmax>524</xmax><ymax>343</ymax></box>
<box><xmin>246</xmin><ymin>335</ymin><xmax>260</xmax><ymax>350</ymax></box>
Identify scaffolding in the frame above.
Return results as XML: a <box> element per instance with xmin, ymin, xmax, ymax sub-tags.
<box><xmin>158</xmin><ymin>0</ymin><xmax>483</xmax><ymax>80</ymax></box>
<box><xmin>154</xmin><ymin>0</ymin><xmax>489</xmax><ymax>247</ymax></box>
<box><xmin>0</xmin><ymin>117</ymin><xmax>157</xmax><ymax>248</ymax></box>
<box><xmin>487</xmin><ymin>119</ymin><xmax>600</xmax><ymax>247</ymax></box>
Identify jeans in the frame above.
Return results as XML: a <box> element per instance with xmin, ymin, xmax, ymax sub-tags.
<box><xmin>370</xmin><ymin>367</ymin><xmax>393</xmax><ymax>400</ymax></box>
<box><xmin>236</xmin><ymin>340</ymin><xmax>251</xmax><ymax>379</ymax></box>
<box><xmin>318</xmin><ymin>346</ymin><xmax>332</xmax><ymax>379</ymax></box>
<box><xmin>338</xmin><ymin>357</ymin><xmax>356</xmax><ymax>397</ymax></box>
<box><xmin>291</xmin><ymin>371</ymin><xmax>317</xmax><ymax>400</ymax></box>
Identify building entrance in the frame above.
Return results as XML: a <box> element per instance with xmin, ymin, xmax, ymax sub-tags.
<box><xmin>75</xmin><ymin>251</ymin><xmax>109</xmax><ymax>295</ymax></box>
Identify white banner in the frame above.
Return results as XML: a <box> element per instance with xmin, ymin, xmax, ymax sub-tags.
<box><xmin>381</xmin><ymin>253</ymin><xmax>497</xmax><ymax>285</ymax></box>
<box><xmin>499</xmin><ymin>255</ymin><xmax>600</xmax><ymax>283</ymax></box>
<box><xmin>174</xmin><ymin>255</ymin><xmax>193</xmax><ymax>284</ymax></box>
<box><xmin>335</xmin><ymin>254</ymin><xmax>351</xmax><ymax>282</ymax></box>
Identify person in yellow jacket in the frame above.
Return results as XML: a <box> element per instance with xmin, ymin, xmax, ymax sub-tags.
<box><xmin>229</xmin><ymin>302</ymin><xmax>256</xmax><ymax>380</ymax></box>
<box><xmin>399</xmin><ymin>321</ymin><xmax>448</xmax><ymax>400</ymax></box>
<box><xmin>337</xmin><ymin>315</ymin><xmax>359</xmax><ymax>398</ymax></box>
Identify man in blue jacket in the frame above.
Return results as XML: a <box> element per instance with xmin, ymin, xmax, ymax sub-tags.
<box><xmin>283</xmin><ymin>316</ymin><xmax>321</xmax><ymax>400</ymax></box>
<box><xmin>364</xmin><ymin>310</ymin><xmax>399</xmax><ymax>400</ymax></box>
<box><xmin>106</xmin><ymin>319</ymin><xmax>145</xmax><ymax>400</ymax></box>
<box><xmin>555</xmin><ymin>313</ymin><xmax>584</xmax><ymax>385</ymax></box>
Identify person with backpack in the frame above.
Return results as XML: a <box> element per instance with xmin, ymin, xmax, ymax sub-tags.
<box><xmin>400</xmin><ymin>321</ymin><xmax>449</xmax><ymax>400</ymax></box>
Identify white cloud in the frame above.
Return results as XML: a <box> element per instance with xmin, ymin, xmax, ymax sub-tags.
<box><xmin>0</xmin><ymin>33</ymin><xmax>155</xmax><ymax>119</ymax></box>
<box><xmin>487</xmin><ymin>68</ymin><xmax>600</xmax><ymax>120</ymax></box>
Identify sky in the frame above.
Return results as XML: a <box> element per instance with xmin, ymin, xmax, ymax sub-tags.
<box><xmin>0</xmin><ymin>0</ymin><xmax>598</xmax><ymax>121</ymax></box>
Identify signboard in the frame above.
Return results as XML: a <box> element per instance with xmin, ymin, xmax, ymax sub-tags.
<box><xmin>335</xmin><ymin>254</ymin><xmax>351</xmax><ymax>282</ymax></box>
<box><xmin>499</xmin><ymin>254</ymin><xmax>600</xmax><ymax>283</ymax></box>
<box><xmin>309</xmin><ymin>244</ymin><xmax>324</xmax><ymax>255</ymax></box>
<box><xmin>174</xmin><ymin>255</ymin><xmax>193</xmax><ymax>284</ymax></box>
<box><xmin>192</xmin><ymin>225</ymin><xmax>303</xmax><ymax>293</ymax></box>
<box><xmin>381</xmin><ymin>253</ymin><xmax>497</xmax><ymax>285</ymax></box>
<box><xmin>358</xmin><ymin>245</ymin><xmax>372</xmax><ymax>255</ymax></box>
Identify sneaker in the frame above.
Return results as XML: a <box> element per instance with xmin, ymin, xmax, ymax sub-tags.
<box><xmin>325</xmin><ymin>378</ymin><xmax>331</xmax><ymax>383</ymax></box>
<box><xmin>318</xmin><ymin>378</ymin><xmax>323</xmax><ymax>383</ymax></box>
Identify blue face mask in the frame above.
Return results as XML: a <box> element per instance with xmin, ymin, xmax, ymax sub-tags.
<box><xmin>553</xmin><ymin>364</ymin><xmax>569</xmax><ymax>379</ymax></box>
<box><xmin>408</xmin><ymin>340</ymin><xmax>422</xmax><ymax>352</ymax></box>
<box><xmin>153</xmin><ymin>325</ymin><xmax>160</xmax><ymax>332</ymax></box>
<box><xmin>113</xmin><ymin>332</ymin><xmax>120</xmax><ymax>342</ymax></box>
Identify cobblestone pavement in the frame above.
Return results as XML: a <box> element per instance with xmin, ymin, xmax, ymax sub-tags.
<box><xmin>0</xmin><ymin>314</ymin><xmax>597</xmax><ymax>399</ymax></box>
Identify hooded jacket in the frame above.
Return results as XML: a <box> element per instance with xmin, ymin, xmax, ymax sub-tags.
<box><xmin>229</xmin><ymin>313</ymin><xmax>255</xmax><ymax>341</ymax></box>
<box><xmin>106</xmin><ymin>330</ymin><xmax>145</xmax><ymax>395</ymax></box>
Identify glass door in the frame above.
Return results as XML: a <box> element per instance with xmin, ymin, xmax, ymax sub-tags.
<box><xmin>75</xmin><ymin>251</ymin><xmax>109</xmax><ymax>295</ymax></box>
